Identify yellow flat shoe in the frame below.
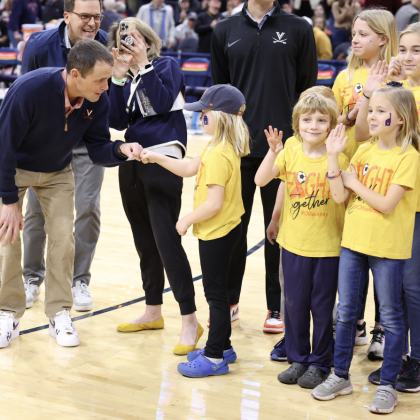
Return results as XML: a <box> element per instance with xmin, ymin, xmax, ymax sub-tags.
<box><xmin>117</xmin><ymin>316</ymin><xmax>164</xmax><ymax>332</ymax></box>
<box><xmin>173</xmin><ymin>323</ymin><xmax>204</xmax><ymax>355</ymax></box>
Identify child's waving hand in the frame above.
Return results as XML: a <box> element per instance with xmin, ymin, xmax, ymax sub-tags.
<box><xmin>264</xmin><ymin>126</ymin><xmax>284</xmax><ymax>154</ymax></box>
<box><xmin>326</xmin><ymin>123</ymin><xmax>349</xmax><ymax>155</ymax></box>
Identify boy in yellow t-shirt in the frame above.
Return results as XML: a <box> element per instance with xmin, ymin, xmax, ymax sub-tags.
<box><xmin>255</xmin><ymin>93</ymin><xmax>348</xmax><ymax>389</ymax></box>
<box><xmin>313</xmin><ymin>85</ymin><xmax>420</xmax><ymax>415</ymax></box>
<box><xmin>141</xmin><ymin>84</ymin><xmax>250</xmax><ymax>378</ymax></box>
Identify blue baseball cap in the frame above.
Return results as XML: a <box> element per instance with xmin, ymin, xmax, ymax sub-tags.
<box><xmin>184</xmin><ymin>84</ymin><xmax>246</xmax><ymax>115</ymax></box>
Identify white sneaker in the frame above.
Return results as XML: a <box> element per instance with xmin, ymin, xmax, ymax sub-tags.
<box><xmin>72</xmin><ymin>281</ymin><xmax>94</xmax><ymax>311</ymax></box>
<box><xmin>49</xmin><ymin>310</ymin><xmax>79</xmax><ymax>347</ymax></box>
<box><xmin>0</xmin><ymin>311</ymin><xmax>19</xmax><ymax>348</ymax></box>
<box><xmin>24</xmin><ymin>278</ymin><xmax>40</xmax><ymax>309</ymax></box>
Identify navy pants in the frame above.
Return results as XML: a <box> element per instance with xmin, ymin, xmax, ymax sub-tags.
<box><xmin>282</xmin><ymin>249</ymin><xmax>339</xmax><ymax>373</ymax></box>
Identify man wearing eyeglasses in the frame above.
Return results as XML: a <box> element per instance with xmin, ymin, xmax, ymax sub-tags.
<box><xmin>21</xmin><ymin>0</ymin><xmax>109</xmax><ymax>315</ymax></box>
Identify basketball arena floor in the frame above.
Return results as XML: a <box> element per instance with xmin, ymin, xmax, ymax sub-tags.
<box><xmin>1</xmin><ymin>132</ymin><xmax>418</xmax><ymax>419</ymax></box>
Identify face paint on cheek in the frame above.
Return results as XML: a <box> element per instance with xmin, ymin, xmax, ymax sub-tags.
<box><xmin>203</xmin><ymin>115</ymin><xmax>209</xmax><ymax>125</ymax></box>
<box><xmin>385</xmin><ymin>113</ymin><xmax>391</xmax><ymax>126</ymax></box>
<box><xmin>369</xmin><ymin>39</ymin><xmax>373</xmax><ymax>44</ymax></box>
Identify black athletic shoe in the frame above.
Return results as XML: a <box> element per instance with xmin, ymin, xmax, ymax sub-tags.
<box><xmin>355</xmin><ymin>321</ymin><xmax>369</xmax><ymax>346</ymax></box>
<box><xmin>397</xmin><ymin>358</ymin><xmax>420</xmax><ymax>393</ymax></box>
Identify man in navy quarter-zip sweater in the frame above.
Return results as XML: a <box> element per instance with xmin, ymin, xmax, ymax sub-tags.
<box><xmin>0</xmin><ymin>40</ymin><xmax>142</xmax><ymax>349</ymax></box>
<box><xmin>21</xmin><ymin>0</ymin><xmax>109</xmax><ymax>313</ymax></box>
<box><xmin>211</xmin><ymin>0</ymin><xmax>317</xmax><ymax>334</ymax></box>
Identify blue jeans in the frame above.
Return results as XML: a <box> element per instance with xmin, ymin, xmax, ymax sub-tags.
<box><xmin>335</xmin><ymin>247</ymin><xmax>405</xmax><ymax>386</ymax></box>
<box><xmin>403</xmin><ymin>212</ymin><xmax>420</xmax><ymax>360</ymax></box>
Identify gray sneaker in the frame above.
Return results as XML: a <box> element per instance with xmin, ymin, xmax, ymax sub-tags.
<box><xmin>72</xmin><ymin>281</ymin><xmax>94</xmax><ymax>311</ymax></box>
<box><xmin>24</xmin><ymin>278</ymin><xmax>40</xmax><ymax>309</ymax></box>
<box><xmin>278</xmin><ymin>362</ymin><xmax>307</xmax><ymax>384</ymax></box>
<box><xmin>298</xmin><ymin>365</ymin><xmax>330</xmax><ymax>389</ymax></box>
<box><xmin>368</xmin><ymin>385</ymin><xmax>398</xmax><ymax>414</ymax></box>
<box><xmin>311</xmin><ymin>372</ymin><xmax>353</xmax><ymax>400</ymax></box>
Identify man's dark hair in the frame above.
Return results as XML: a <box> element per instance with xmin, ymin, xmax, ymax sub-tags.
<box><xmin>66</xmin><ymin>39</ymin><xmax>113</xmax><ymax>77</ymax></box>
<box><xmin>64</xmin><ymin>0</ymin><xmax>101</xmax><ymax>13</ymax></box>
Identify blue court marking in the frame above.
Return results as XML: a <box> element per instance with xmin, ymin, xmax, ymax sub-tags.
<box><xmin>19</xmin><ymin>238</ymin><xmax>266</xmax><ymax>335</ymax></box>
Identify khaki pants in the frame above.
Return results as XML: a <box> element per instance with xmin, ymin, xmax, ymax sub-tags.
<box><xmin>0</xmin><ymin>166</ymin><xmax>75</xmax><ymax>319</ymax></box>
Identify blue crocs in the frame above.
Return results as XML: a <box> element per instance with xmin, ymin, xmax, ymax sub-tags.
<box><xmin>178</xmin><ymin>354</ymin><xmax>229</xmax><ymax>378</ymax></box>
<box><xmin>270</xmin><ymin>336</ymin><xmax>287</xmax><ymax>361</ymax></box>
<box><xmin>187</xmin><ymin>347</ymin><xmax>237</xmax><ymax>363</ymax></box>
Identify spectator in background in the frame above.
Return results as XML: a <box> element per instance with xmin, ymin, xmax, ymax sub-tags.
<box><xmin>364</xmin><ymin>0</ymin><xmax>402</xmax><ymax>15</ymax></box>
<box><xmin>195</xmin><ymin>0</ymin><xmax>222</xmax><ymax>53</ymax></box>
<box><xmin>231</xmin><ymin>0</ymin><xmax>245</xmax><ymax>14</ymax></box>
<box><xmin>0</xmin><ymin>14</ymin><xmax>9</xmax><ymax>46</ymax></box>
<box><xmin>7</xmin><ymin>0</ymin><xmax>43</xmax><ymax>48</ymax></box>
<box><xmin>176</xmin><ymin>0</ymin><xmax>191</xmax><ymax>24</ymax></box>
<box><xmin>313</xmin><ymin>15</ymin><xmax>329</xmax><ymax>33</ymax></box>
<box><xmin>175</xmin><ymin>10</ymin><xmax>198</xmax><ymax>40</ymax></box>
<box><xmin>309</xmin><ymin>15</ymin><xmax>332</xmax><ymax>58</ymax></box>
<box><xmin>222</xmin><ymin>0</ymin><xmax>236</xmax><ymax>17</ymax></box>
<box><xmin>282</xmin><ymin>2</ymin><xmax>293</xmax><ymax>12</ymax></box>
<box><xmin>395</xmin><ymin>0</ymin><xmax>420</xmax><ymax>32</ymax></box>
<box><xmin>331</xmin><ymin>0</ymin><xmax>359</xmax><ymax>46</ymax></box>
<box><xmin>116</xmin><ymin>1</ymin><xmax>132</xmax><ymax>16</ymax></box>
<box><xmin>136</xmin><ymin>0</ymin><xmax>176</xmax><ymax>49</ymax></box>
<box><xmin>293</xmin><ymin>0</ymin><xmax>319</xmax><ymax>18</ymax></box>
<box><xmin>314</xmin><ymin>3</ymin><xmax>325</xmax><ymax>16</ymax></box>
<box><xmin>101</xmin><ymin>0</ymin><xmax>123</xmax><ymax>33</ymax></box>
<box><xmin>43</xmin><ymin>0</ymin><xmax>64</xmax><ymax>24</ymax></box>
<box><xmin>126</xmin><ymin>0</ymin><xmax>138</xmax><ymax>16</ymax></box>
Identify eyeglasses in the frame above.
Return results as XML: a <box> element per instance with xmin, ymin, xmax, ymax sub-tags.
<box><xmin>70</xmin><ymin>12</ymin><xmax>104</xmax><ymax>23</ymax></box>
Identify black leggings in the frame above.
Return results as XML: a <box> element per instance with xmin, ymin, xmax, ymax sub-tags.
<box><xmin>119</xmin><ymin>160</ymin><xmax>196</xmax><ymax>315</ymax></box>
<box><xmin>200</xmin><ymin>223</ymin><xmax>242</xmax><ymax>359</ymax></box>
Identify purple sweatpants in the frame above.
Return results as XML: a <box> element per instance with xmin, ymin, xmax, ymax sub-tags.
<box><xmin>282</xmin><ymin>248</ymin><xmax>339</xmax><ymax>373</ymax></box>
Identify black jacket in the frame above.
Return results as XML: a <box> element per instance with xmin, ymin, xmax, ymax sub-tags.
<box><xmin>211</xmin><ymin>2</ymin><xmax>318</xmax><ymax>158</ymax></box>
<box><xmin>195</xmin><ymin>10</ymin><xmax>223</xmax><ymax>53</ymax></box>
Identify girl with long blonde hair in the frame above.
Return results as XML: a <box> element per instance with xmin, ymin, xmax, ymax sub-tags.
<box><xmin>141</xmin><ymin>84</ymin><xmax>250</xmax><ymax>378</ymax></box>
<box><xmin>332</xmin><ymin>8</ymin><xmax>398</xmax><ymax>160</ymax></box>
<box><xmin>313</xmin><ymin>84</ymin><xmax>420</xmax><ymax>414</ymax></box>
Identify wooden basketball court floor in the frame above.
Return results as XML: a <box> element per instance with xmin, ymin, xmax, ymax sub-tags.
<box><xmin>1</xmin><ymin>132</ymin><xmax>419</xmax><ymax>420</ymax></box>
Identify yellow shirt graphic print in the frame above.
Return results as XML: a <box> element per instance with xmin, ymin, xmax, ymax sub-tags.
<box><xmin>274</xmin><ymin>145</ymin><xmax>348</xmax><ymax>258</ymax></box>
<box><xmin>342</xmin><ymin>142</ymin><xmax>420</xmax><ymax>259</ymax></box>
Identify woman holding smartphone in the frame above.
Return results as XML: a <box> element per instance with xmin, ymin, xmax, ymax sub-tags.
<box><xmin>107</xmin><ymin>18</ymin><xmax>202</xmax><ymax>355</ymax></box>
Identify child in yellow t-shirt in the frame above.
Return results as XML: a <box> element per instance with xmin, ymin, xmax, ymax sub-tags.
<box><xmin>268</xmin><ymin>86</ymin><xmax>341</xmax><ymax>362</ymax></box>
<box><xmin>332</xmin><ymin>9</ymin><xmax>398</xmax><ymax>161</ymax></box>
<box><xmin>381</xmin><ymin>22</ymin><xmax>420</xmax><ymax>393</ymax></box>
<box><xmin>312</xmin><ymin>85</ymin><xmax>420</xmax><ymax>414</ymax></box>
<box><xmin>141</xmin><ymin>84</ymin><xmax>250</xmax><ymax>378</ymax></box>
<box><xmin>255</xmin><ymin>93</ymin><xmax>348</xmax><ymax>388</ymax></box>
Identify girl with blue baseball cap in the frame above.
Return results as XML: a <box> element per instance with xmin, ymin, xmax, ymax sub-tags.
<box><xmin>141</xmin><ymin>84</ymin><xmax>250</xmax><ymax>377</ymax></box>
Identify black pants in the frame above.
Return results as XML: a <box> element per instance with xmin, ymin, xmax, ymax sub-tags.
<box><xmin>119</xmin><ymin>160</ymin><xmax>196</xmax><ymax>315</ymax></box>
<box><xmin>200</xmin><ymin>223</ymin><xmax>242</xmax><ymax>359</ymax></box>
<box><xmin>227</xmin><ymin>157</ymin><xmax>281</xmax><ymax>311</ymax></box>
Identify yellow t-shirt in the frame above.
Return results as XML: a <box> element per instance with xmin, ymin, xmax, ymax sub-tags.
<box><xmin>285</xmin><ymin>136</ymin><xmax>301</xmax><ymax>148</ymax></box>
<box><xmin>342</xmin><ymin>142</ymin><xmax>420</xmax><ymax>259</ymax></box>
<box><xmin>193</xmin><ymin>141</ymin><xmax>244</xmax><ymax>241</ymax></box>
<box><xmin>402</xmin><ymin>80</ymin><xmax>420</xmax><ymax>212</ymax></box>
<box><xmin>274</xmin><ymin>144</ymin><xmax>349</xmax><ymax>257</ymax></box>
<box><xmin>332</xmin><ymin>68</ymin><xmax>370</xmax><ymax>160</ymax></box>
